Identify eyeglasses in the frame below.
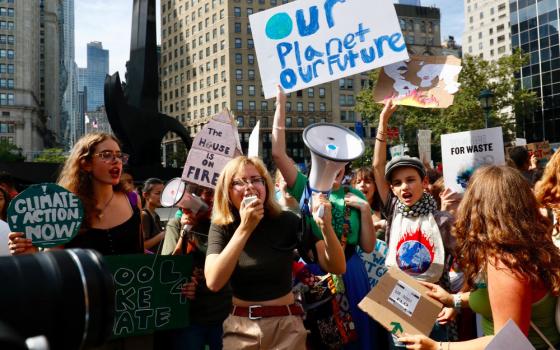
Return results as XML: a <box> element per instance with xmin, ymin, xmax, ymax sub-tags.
<box><xmin>231</xmin><ymin>177</ymin><xmax>265</xmax><ymax>189</ymax></box>
<box><xmin>94</xmin><ymin>151</ymin><xmax>129</xmax><ymax>165</ymax></box>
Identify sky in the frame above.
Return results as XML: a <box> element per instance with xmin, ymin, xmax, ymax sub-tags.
<box><xmin>75</xmin><ymin>0</ymin><xmax>464</xmax><ymax>81</ymax></box>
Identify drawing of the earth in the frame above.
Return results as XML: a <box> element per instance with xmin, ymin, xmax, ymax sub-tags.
<box><xmin>396</xmin><ymin>241</ymin><xmax>431</xmax><ymax>274</ymax></box>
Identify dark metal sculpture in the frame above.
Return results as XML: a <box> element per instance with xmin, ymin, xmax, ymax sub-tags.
<box><xmin>104</xmin><ymin>0</ymin><xmax>190</xmax><ymax>168</ymax></box>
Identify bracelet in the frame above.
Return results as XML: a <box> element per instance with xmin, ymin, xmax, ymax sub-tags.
<box><xmin>453</xmin><ymin>293</ymin><xmax>462</xmax><ymax>309</ymax></box>
<box><xmin>273</xmin><ymin>126</ymin><xmax>285</xmax><ymax>130</ymax></box>
<box><xmin>375</xmin><ymin>137</ymin><xmax>386</xmax><ymax>143</ymax></box>
<box><xmin>377</xmin><ymin>130</ymin><xmax>386</xmax><ymax>135</ymax></box>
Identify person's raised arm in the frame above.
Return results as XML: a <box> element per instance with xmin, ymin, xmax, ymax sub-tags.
<box><xmin>372</xmin><ymin>100</ymin><xmax>397</xmax><ymax>206</ymax></box>
<box><xmin>271</xmin><ymin>85</ymin><xmax>298</xmax><ymax>188</ymax></box>
<box><xmin>312</xmin><ymin>194</ymin><xmax>346</xmax><ymax>274</ymax></box>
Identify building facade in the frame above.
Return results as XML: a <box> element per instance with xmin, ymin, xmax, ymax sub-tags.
<box><xmin>78</xmin><ymin>41</ymin><xmax>109</xmax><ymax>112</ymax></box>
<box><xmin>463</xmin><ymin>0</ymin><xmax>510</xmax><ymax>60</ymax></box>
<box><xmin>159</xmin><ymin>0</ymin><xmax>442</xmax><ymax>166</ymax></box>
<box><xmin>511</xmin><ymin>0</ymin><xmax>560</xmax><ymax>142</ymax></box>
<box><xmin>60</xmin><ymin>0</ymin><xmax>78</xmax><ymax>149</ymax></box>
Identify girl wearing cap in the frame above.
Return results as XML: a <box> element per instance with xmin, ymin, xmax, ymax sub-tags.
<box><xmin>399</xmin><ymin>166</ymin><xmax>560</xmax><ymax>350</ymax></box>
<box><xmin>272</xmin><ymin>86</ymin><xmax>378</xmax><ymax>350</ymax></box>
<box><xmin>373</xmin><ymin>101</ymin><xmax>457</xmax><ymax>346</ymax></box>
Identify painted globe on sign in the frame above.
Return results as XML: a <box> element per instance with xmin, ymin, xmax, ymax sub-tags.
<box><xmin>265</xmin><ymin>12</ymin><xmax>293</xmax><ymax>40</ymax></box>
<box><xmin>396</xmin><ymin>241</ymin><xmax>432</xmax><ymax>274</ymax></box>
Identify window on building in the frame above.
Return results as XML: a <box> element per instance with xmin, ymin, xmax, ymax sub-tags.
<box><xmin>234</xmin><ymin>7</ymin><xmax>241</xmax><ymax>16</ymax></box>
<box><xmin>247</xmin><ymin>39</ymin><xmax>254</xmax><ymax>49</ymax></box>
<box><xmin>236</xmin><ymin>69</ymin><xmax>243</xmax><ymax>80</ymax></box>
<box><xmin>261</xmin><ymin>101</ymin><xmax>268</xmax><ymax>111</ymax></box>
<box><xmin>320</xmin><ymin>102</ymin><xmax>326</xmax><ymax>111</ymax></box>
<box><xmin>248</xmin><ymin>54</ymin><xmax>255</xmax><ymax>64</ymax></box>
<box><xmin>236</xmin><ymin>100</ymin><xmax>243</xmax><ymax>111</ymax></box>
<box><xmin>237</xmin><ymin>116</ymin><xmax>244</xmax><ymax>126</ymax></box>
<box><xmin>296</xmin><ymin>102</ymin><xmax>303</xmax><ymax>112</ymax></box>
<box><xmin>236</xmin><ymin>85</ymin><xmax>243</xmax><ymax>95</ymax></box>
<box><xmin>307</xmin><ymin>88</ymin><xmax>314</xmax><ymax>97</ymax></box>
<box><xmin>235</xmin><ymin>53</ymin><xmax>242</xmax><ymax>64</ymax></box>
<box><xmin>319</xmin><ymin>88</ymin><xmax>325</xmax><ymax>97</ymax></box>
<box><xmin>235</xmin><ymin>38</ymin><xmax>242</xmax><ymax>48</ymax></box>
<box><xmin>235</xmin><ymin>22</ymin><xmax>241</xmax><ymax>33</ymax></box>
<box><xmin>297</xmin><ymin>117</ymin><xmax>304</xmax><ymax>127</ymax></box>
<box><xmin>249</xmin><ymin>116</ymin><xmax>256</xmax><ymax>126</ymax></box>
<box><xmin>308</xmin><ymin>102</ymin><xmax>315</xmax><ymax>112</ymax></box>
<box><xmin>248</xmin><ymin>85</ymin><xmax>255</xmax><ymax>96</ymax></box>
<box><xmin>286</xmin><ymin>117</ymin><xmax>292</xmax><ymax>127</ymax></box>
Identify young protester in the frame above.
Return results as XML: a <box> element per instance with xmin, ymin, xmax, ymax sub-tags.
<box><xmin>272</xmin><ymin>86</ymin><xmax>377</xmax><ymax>350</ymax></box>
<box><xmin>535</xmin><ymin>149</ymin><xmax>560</xmax><ymax>238</ymax></box>
<box><xmin>399</xmin><ymin>165</ymin><xmax>560</xmax><ymax>349</ymax></box>
<box><xmin>274</xmin><ymin>168</ymin><xmax>299</xmax><ymax>213</ymax></box>
<box><xmin>141</xmin><ymin>178</ymin><xmax>166</xmax><ymax>253</ymax></box>
<box><xmin>205</xmin><ymin>156</ymin><xmax>346</xmax><ymax>349</ymax></box>
<box><xmin>8</xmin><ymin>132</ymin><xmax>143</xmax><ymax>256</ymax></box>
<box><xmin>372</xmin><ymin>100</ymin><xmax>457</xmax><ymax>346</ymax></box>
<box><xmin>351</xmin><ymin>167</ymin><xmax>385</xmax><ymax>238</ymax></box>
<box><xmin>120</xmin><ymin>171</ymin><xmax>142</xmax><ymax>209</ymax></box>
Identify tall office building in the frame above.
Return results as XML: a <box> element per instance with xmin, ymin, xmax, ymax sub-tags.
<box><xmin>60</xmin><ymin>0</ymin><xmax>78</xmax><ymax>149</ymax></box>
<box><xmin>78</xmin><ymin>41</ymin><xmax>109</xmax><ymax>111</ymax></box>
<box><xmin>160</xmin><ymin>1</ymin><xmax>442</xmax><ymax>165</ymax></box>
<box><xmin>399</xmin><ymin>0</ymin><xmax>422</xmax><ymax>6</ymax></box>
<box><xmin>511</xmin><ymin>0</ymin><xmax>560</xmax><ymax>142</ymax></box>
<box><xmin>463</xmin><ymin>0</ymin><xmax>510</xmax><ymax>60</ymax></box>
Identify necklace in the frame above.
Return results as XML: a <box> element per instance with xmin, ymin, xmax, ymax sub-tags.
<box><xmin>97</xmin><ymin>192</ymin><xmax>114</xmax><ymax>219</ymax></box>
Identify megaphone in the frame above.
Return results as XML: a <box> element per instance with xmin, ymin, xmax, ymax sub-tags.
<box><xmin>303</xmin><ymin>123</ymin><xmax>365</xmax><ymax>193</ymax></box>
<box><xmin>161</xmin><ymin>178</ymin><xmax>209</xmax><ymax>214</ymax></box>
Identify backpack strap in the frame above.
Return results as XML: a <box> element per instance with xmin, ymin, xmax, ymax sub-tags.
<box><xmin>530</xmin><ymin>321</ymin><xmax>556</xmax><ymax>350</ymax></box>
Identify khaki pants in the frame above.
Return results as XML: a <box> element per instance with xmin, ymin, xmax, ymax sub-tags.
<box><xmin>222</xmin><ymin>314</ymin><xmax>307</xmax><ymax>350</ymax></box>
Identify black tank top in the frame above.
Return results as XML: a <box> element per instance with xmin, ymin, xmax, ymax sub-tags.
<box><xmin>65</xmin><ymin>206</ymin><xmax>143</xmax><ymax>256</ymax></box>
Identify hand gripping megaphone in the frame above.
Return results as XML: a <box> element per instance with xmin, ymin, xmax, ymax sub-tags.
<box><xmin>302</xmin><ymin>123</ymin><xmax>365</xmax><ymax>217</ymax></box>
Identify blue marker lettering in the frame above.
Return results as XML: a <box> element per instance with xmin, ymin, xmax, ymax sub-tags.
<box><xmin>304</xmin><ymin>45</ymin><xmax>324</xmax><ymax>61</ymax></box>
<box><xmin>389</xmin><ymin>33</ymin><xmax>406</xmax><ymax>52</ymax></box>
<box><xmin>312</xmin><ymin>59</ymin><xmax>324</xmax><ymax>77</ymax></box>
<box><xmin>343</xmin><ymin>33</ymin><xmax>356</xmax><ymax>50</ymax></box>
<box><xmin>327</xmin><ymin>54</ymin><xmax>340</xmax><ymax>75</ymax></box>
<box><xmin>326</xmin><ymin>37</ymin><xmax>342</xmax><ymax>55</ymax></box>
<box><xmin>280</xmin><ymin>68</ymin><xmax>297</xmax><ymax>89</ymax></box>
<box><xmin>298</xmin><ymin>65</ymin><xmax>314</xmax><ymax>83</ymax></box>
<box><xmin>296</xmin><ymin>6</ymin><xmax>320</xmax><ymax>37</ymax></box>
<box><xmin>374</xmin><ymin>35</ymin><xmax>391</xmax><ymax>59</ymax></box>
<box><xmin>360</xmin><ymin>47</ymin><xmax>376</xmax><ymax>63</ymax></box>
<box><xmin>293</xmin><ymin>41</ymin><xmax>303</xmax><ymax>66</ymax></box>
<box><xmin>276</xmin><ymin>42</ymin><xmax>292</xmax><ymax>68</ymax></box>
<box><xmin>324</xmin><ymin>0</ymin><xmax>345</xmax><ymax>28</ymax></box>
<box><xmin>355</xmin><ymin>23</ymin><xmax>370</xmax><ymax>43</ymax></box>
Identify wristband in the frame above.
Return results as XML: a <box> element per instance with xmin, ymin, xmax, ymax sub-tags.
<box><xmin>376</xmin><ymin>137</ymin><xmax>386</xmax><ymax>143</ymax></box>
<box><xmin>453</xmin><ymin>293</ymin><xmax>462</xmax><ymax>309</ymax></box>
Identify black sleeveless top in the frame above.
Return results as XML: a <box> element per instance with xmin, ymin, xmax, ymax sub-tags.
<box><xmin>65</xmin><ymin>207</ymin><xmax>143</xmax><ymax>256</ymax></box>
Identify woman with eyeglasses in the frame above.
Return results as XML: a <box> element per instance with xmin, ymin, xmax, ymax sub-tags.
<box><xmin>8</xmin><ymin>132</ymin><xmax>144</xmax><ymax>256</ymax></box>
<box><xmin>205</xmin><ymin>156</ymin><xmax>345</xmax><ymax>349</ymax></box>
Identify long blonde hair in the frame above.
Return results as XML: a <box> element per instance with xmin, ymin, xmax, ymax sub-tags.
<box><xmin>535</xmin><ymin>148</ymin><xmax>560</xmax><ymax>210</ymax></box>
<box><xmin>454</xmin><ymin>166</ymin><xmax>560</xmax><ymax>294</ymax></box>
<box><xmin>212</xmin><ymin>156</ymin><xmax>282</xmax><ymax>226</ymax></box>
<box><xmin>57</xmin><ymin>132</ymin><xmax>123</xmax><ymax>226</ymax></box>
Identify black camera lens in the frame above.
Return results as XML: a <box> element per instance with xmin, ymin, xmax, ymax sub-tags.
<box><xmin>0</xmin><ymin>249</ymin><xmax>115</xmax><ymax>349</ymax></box>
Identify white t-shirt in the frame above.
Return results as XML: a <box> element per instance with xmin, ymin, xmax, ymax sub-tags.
<box><xmin>0</xmin><ymin>219</ymin><xmax>10</xmax><ymax>256</ymax></box>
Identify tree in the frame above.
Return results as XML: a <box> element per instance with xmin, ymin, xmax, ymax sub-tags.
<box><xmin>34</xmin><ymin>148</ymin><xmax>67</xmax><ymax>163</ymax></box>
<box><xmin>0</xmin><ymin>140</ymin><xmax>24</xmax><ymax>162</ymax></box>
<box><xmin>356</xmin><ymin>50</ymin><xmax>539</xmax><ymax>161</ymax></box>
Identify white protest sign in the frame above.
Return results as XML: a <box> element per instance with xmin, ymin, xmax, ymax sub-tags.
<box><xmin>182</xmin><ymin>110</ymin><xmax>243</xmax><ymax>188</ymax></box>
<box><xmin>485</xmin><ymin>319</ymin><xmax>535</xmax><ymax>350</ymax></box>
<box><xmin>417</xmin><ymin>130</ymin><xmax>432</xmax><ymax>164</ymax></box>
<box><xmin>248</xmin><ymin>121</ymin><xmax>260</xmax><ymax>157</ymax></box>
<box><xmin>441</xmin><ymin>127</ymin><xmax>505</xmax><ymax>193</ymax></box>
<box><xmin>357</xmin><ymin>239</ymin><xmax>388</xmax><ymax>289</ymax></box>
<box><xmin>249</xmin><ymin>0</ymin><xmax>409</xmax><ymax>98</ymax></box>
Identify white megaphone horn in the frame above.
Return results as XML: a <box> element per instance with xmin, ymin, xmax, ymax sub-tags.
<box><xmin>303</xmin><ymin>123</ymin><xmax>365</xmax><ymax>193</ymax></box>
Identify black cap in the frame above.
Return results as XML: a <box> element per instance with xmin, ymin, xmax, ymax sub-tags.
<box><xmin>385</xmin><ymin>156</ymin><xmax>426</xmax><ymax>181</ymax></box>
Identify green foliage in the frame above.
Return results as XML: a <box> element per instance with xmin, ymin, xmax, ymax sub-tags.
<box><xmin>34</xmin><ymin>148</ymin><xmax>67</xmax><ymax>163</ymax></box>
<box><xmin>356</xmin><ymin>51</ymin><xmax>539</xmax><ymax>161</ymax></box>
<box><xmin>0</xmin><ymin>140</ymin><xmax>24</xmax><ymax>162</ymax></box>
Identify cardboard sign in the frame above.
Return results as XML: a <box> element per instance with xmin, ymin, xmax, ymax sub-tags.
<box><xmin>357</xmin><ymin>239</ymin><xmax>388</xmax><ymax>289</ymax></box>
<box><xmin>104</xmin><ymin>255</ymin><xmax>192</xmax><ymax>338</ymax></box>
<box><xmin>249</xmin><ymin>0</ymin><xmax>408</xmax><ymax>98</ymax></box>
<box><xmin>441</xmin><ymin>127</ymin><xmax>505</xmax><ymax>193</ymax></box>
<box><xmin>374</xmin><ymin>56</ymin><xmax>462</xmax><ymax>108</ymax></box>
<box><xmin>485</xmin><ymin>319</ymin><xmax>535</xmax><ymax>350</ymax></box>
<box><xmin>417</xmin><ymin>130</ymin><xmax>432</xmax><ymax>164</ymax></box>
<box><xmin>7</xmin><ymin>183</ymin><xmax>83</xmax><ymax>248</ymax></box>
<box><xmin>358</xmin><ymin>266</ymin><xmax>442</xmax><ymax>337</ymax></box>
<box><xmin>182</xmin><ymin>110</ymin><xmax>243</xmax><ymax>188</ymax></box>
<box><xmin>527</xmin><ymin>141</ymin><xmax>552</xmax><ymax>163</ymax></box>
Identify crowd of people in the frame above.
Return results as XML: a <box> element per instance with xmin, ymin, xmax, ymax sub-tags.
<box><xmin>3</xmin><ymin>93</ymin><xmax>560</xmax><ymax>350</ymax></box>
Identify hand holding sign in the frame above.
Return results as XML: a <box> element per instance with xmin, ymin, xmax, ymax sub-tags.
<box><xmin>7</xmin><ymin>183</ymin><xmax>84</xmax><ymax>249</ymax></box>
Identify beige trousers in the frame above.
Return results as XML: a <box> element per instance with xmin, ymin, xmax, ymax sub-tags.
<box><xmin>222</xmin><ymin>314</ymin><xmax>307</xmax><ymax>350</ymax></box>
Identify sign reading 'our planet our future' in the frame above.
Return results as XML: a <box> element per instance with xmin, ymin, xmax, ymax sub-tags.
<box><xmin>7</xmin><ymin>183</ymin><xmax>83</xmax><ymax>248</ymax></box>
<box><xmin>249</xmin><ymin>0</ymin><xmax>409</xmax><ymax>98</ymax></box>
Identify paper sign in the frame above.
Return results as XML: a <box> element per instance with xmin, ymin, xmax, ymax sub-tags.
<box><xmin>357</xmin><ymin>240</ymin><xmax>388</xmax><ymax>289</ymax></box>
<box><xmin>105</xmin><ymin>255</ymin><xmax>192</xmax><ymax>338</ymax></box>
<box><xmin>248</xmin><ymin>121</ymin><xmax>260</xmax><ymax>157</ymax></box>
<box><xmin>441</xmin><ymin>127</ymin><xmax>505</xmax><ymax>193</ymax></box>
<box><xmin>249</xmin><ymin>0</ymin><xmax>409</xmax><ymax>98</ymax></box>
<box><xmin>417</xmin><ymin>130</ymin><xmax>432</xmax><ymax>164</ymax></box>
<box><xmin>388</xmin><ymin>280</ymin><xmax>421</xmax><ymax>317</ymax></box>
<box><xmin>7</xmin><ymin>183</ymin><xmax>83</xmax><ymax>248</ymax></box>
<box><xmin>358</xmin><ymin>266</ymin><xmax>443</xmax><ymax>337</ymax></box>
<box><xmin>182</xmin><ymin>110</ymin><xmax>243</xmax><ymax>188</ymax></box>
<box><xmin>374</xmin><ymin>56</ymin><xmax>462</xmax><ymax>108</ymax></box>
<box><xmin>515</xmin><ymin>138</ymin><xmax>527</xmax><ymax>146</ymax></box>
<box><xmin>485</xmin><ymin>319</ymin><xmax>535</xmax><ymax>350</ymax></box>
<box><xmin>527</xmin><ymin>141</ymin><xmax>552</xmax><ymax>163</ymax></box>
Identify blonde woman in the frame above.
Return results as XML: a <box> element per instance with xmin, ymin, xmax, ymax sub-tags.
<box><xmin>205</xmin><ymin>156</ymin><xmax>345</xmax><ymax>349</ymax></box>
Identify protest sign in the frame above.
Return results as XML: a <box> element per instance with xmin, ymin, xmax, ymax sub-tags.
<box><xmin>417</xmin><ymin>130</ymin><xmax>432</xmax><ymax>163</ymax></box>
<box><xmin>358</xmin><ymin>266</ymin><xmax>442</xmax><ymax>338</ymax></box>
<box><xmin>486</xmin><ymin>319</ymin><xmax>535</xmax><ymax>350</ymax></box>
<box><xmin>249</xmin><ymin>0</ymin><xmax>408</xmax><ymax>98</ymax></box>
<box><xmin>357</xmin><ymin>240</ymin><xmax>388</xmax><ymax>289</ymax></box>
<box><xmin>527</xmin><ymin>141</ymin><xmax>552</xmax><ymax>163</ymax></box>
<box><xmin>248</xmin><ymin>120</ymin><xmax>260</xmax><ymax>157</ymax></box>
<box><xmin>182</xmin><ymin>110</ymin><xmax>243</xmax><ymax>188</ymax></box>
<box><xmin>7</xmin><ymin>183</ymin><xmax>83</xmax><ymax>248</ymax></box>
<box><xmin>104</xmin><ymin>255</ymin><xmax>192</xmax><ymax>338</ymax></box>
<box><xmin>441</xmin><ymin>127</ymin><xmax>505</xmax><ymax>193</ymax></box>
<box><xmin>374</xmin><ymin>56</ymin><xmax>462</xmax><ymax>108</ymax></box>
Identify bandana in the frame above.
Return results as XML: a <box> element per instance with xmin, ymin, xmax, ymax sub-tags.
<box><xmin>396</xmin><ymin>192</ymin><xmax>437</xmax><ymax>218</ymax></box>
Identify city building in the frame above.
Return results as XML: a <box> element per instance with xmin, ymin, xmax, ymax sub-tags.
<box><xmin>84</xmin><ymin>106</ymin><xmax>111</xmax><ymax>134</ymax></box>
<box><xmin>159</xmin><ymin>1</ymin><xmax>442</xmax><ymax>166</ymax></box>
<box><xmin>442</xmin><ymin>35</ymin><xmax>462</xmax><ymax>57</ymax></box>
<box><xmin>399</xmin><ymin>0</ymin><xmax>422</xmax><ymax>6</ymax></box>
<box><xmin>511</xmin><ymin>0</ymin><xmax>560</xmax><ymax>142</ymax></box>
<box><xmin>463</xmin><ymin>0</ymin><xmax>510</xmax><ymax>60</ymax></box>
<box><xmin>78</xmin><ymin>41</ymin><xmax>109</xmax><ymax>112</ymax></box>
<box><xmin>60</xmin><ymin>0</ymin><xmax>79</xmax><ymax>149</ymax></box>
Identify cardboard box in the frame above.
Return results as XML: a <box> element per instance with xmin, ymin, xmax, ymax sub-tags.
<box><xmin>358</xmin><ymin>266</ymin><xmax>443</xmax><ymax>337</ymax></box>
